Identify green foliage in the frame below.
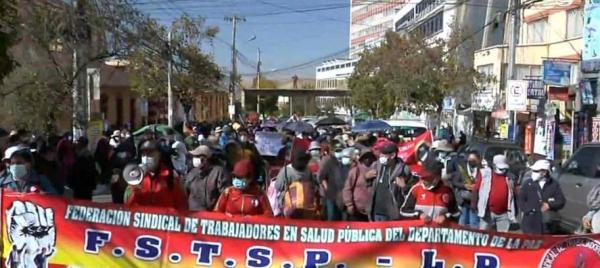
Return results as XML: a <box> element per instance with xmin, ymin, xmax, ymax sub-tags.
<box><xmin>0</xmin><ymin>0</ymin><xmax>157</xmax><ymax>134</ymax></box>
<box><xmin>128</xmin><ymin>15</ymin><xmax>222</xmax><ymax>109</ymax></box>
<box><xmin>349</xmin><ymin>26</ymin><xmax>490</xmax><ymax>117</ymax></box>
<box><xmin>0</xmin><ymin>0</ymin><xmax>18</xmax><ymax>84</ymax></box>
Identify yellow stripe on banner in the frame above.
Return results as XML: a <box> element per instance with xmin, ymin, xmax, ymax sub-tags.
<box><xmin>296</xmin><ymin>185</ymin><xmax>304</xmax><ymax>209</ymax></box>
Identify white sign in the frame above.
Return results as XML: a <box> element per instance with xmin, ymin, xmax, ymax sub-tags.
<box><xmin>533</xmin><ymin>118</ymin><xmax>547</xmax><ymax>156</ymax></box>
<box><xmin>255</xmin><ymin>131</ymin><xmax>285</xmax><ymax>156</ymax></box>
<box><xmin>471</xmin><ymin>91</ymin><xmax>494</xmax><ymax>111</ymax></box>
<box><xmin>442</xmin><ymin>97</ymin><xmax>455</xmax><ymax>111</ymax></box>
<box><xmin>228</xmin><ymin>105</ymin><xmax>235</xmax><ymax>116</ymax></box>
<box><xmin>506</xmin><ymin>80</ymin><xmax>528</xmax><ymax>111</ymax></box>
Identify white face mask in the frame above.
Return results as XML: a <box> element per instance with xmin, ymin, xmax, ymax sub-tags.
<box><xmin>341</xmin><ymin>157</ymin><xmax>351</xmax><ymax>165</ymax></box>
<box><xmin>531</xmin><ymin>171</ymin><xmax>542</xmax><ymax>181</ymax></box>
<box><xmin>379</xmin><ymin>156</ymin><xmax>388</xmax><ymax>165</ymax></box>
<box><xmin>141</xmin><ymin>156</ymin><xmax>158</xmax><ymax>171</ymax></box>
<box><xmin>192</xmin><ymin>157</ymin><xmax>204</xmax><ymax>168</ymax></box>
<box><xmin>310</xmin><ymin>150</ymin><xmax>320</xmax><ymax>158</ymax></box>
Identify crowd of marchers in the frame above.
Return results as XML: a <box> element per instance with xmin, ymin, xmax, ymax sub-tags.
<box><xmin>1</xmin><ymin>119</ymin><xmax>600</xmax><ymax>236</ymax></box>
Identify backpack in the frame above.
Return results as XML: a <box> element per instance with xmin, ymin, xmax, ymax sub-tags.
<box><xmin>282</xmin><ymin>167</ymin><xmax>320</xmax><ymax>220</ymax></box>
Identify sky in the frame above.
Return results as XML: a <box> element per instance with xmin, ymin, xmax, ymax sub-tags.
<box><xmin>134</xmin><ymin>0</ymin><xmax>351</xmax><ymax>80</ymax></box>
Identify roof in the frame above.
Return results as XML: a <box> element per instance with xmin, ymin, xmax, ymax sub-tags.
<box><xmin>385</xmin><ymin>120</ymin><xmax>427</xmax><ymax>128</ymax></box>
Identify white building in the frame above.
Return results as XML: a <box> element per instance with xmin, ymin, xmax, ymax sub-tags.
<box><xmin>393</xmin><ymin>0</ymin><xmax>489</xmax><ymax>64</ymax></box>
<box><xmin>315</xmin><ymin>0</ymin><xmax>403</xmax><ymax>89</ymax></box>
<box><xmin>315</xmin><ymin>59</ymin><xmax>358</xmax><ymax>89</ymax></box>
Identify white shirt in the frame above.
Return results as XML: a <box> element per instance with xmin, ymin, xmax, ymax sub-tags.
<box><xmin>538</xmin><ymin>178</ymin><xmax>547</xmax><ymax>189</ymax></box>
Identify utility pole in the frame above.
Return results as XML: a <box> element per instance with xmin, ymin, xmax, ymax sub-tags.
<box><xmin>167</xmin><ymin>30</ymin><xmax>175</xmax><ymax>127</ymax></box>
<box><xmin>225</xmin><ymin>15</ymin><xmax>245</xmax><ymax>120</ymax></box>
<box><xmin>72</xmin><ymin>0</ymin><xmax>88</xmax><ymax>139</ymax></box>
<box><xmin>256</xmin><ymin>48</ymin><xmax>261</xmax><ymax>114</ymax></box>
<box><xmin>507</xmin><ymin>0</ymin><xmax>520</xmax><ymax>141</ymax></box>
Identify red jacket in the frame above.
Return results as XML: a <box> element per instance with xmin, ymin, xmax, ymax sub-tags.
<box><xmin>214</xmin><ymin>184</ymin><xmax>273</xmax><ymax>217</ymax></box>
<box><xmin>126</xmin><ymin>164</ymin><xmax>188</xmax><ymax>210</ymax></box>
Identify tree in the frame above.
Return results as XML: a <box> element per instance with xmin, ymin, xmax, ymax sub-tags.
<box><xmin>349</xmin><ymin>26</ymin><xmax>490</xmax><ymax>117</ymax></box>
<box><xmin>348</xmin><ymin>49</ymin><xmax>396</xmax><ymax>118</ymax></box>
<box><xmin>128</xmin><ymin>15</ymin><xmax>222</xmax><ymax>122</ymax></box>
<box><xmin>0</xmin><ymin>0</ymin><xmax>158</xmax><ymax>134</ymax></box>
<box><xmin>0</xmin><ymin>0</ymin><xmax>18</xmax><ymax>84</ymax></box>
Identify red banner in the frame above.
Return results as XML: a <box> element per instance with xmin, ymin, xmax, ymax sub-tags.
<box><xmin>397</xmin><ymin>130</ymin><xmax>433</xmax><ymax>165</ymax></box>
<box><xmin>2</xmin><ymin>192</ymin><xmax>600</xmax><ymax>268</ymax></box>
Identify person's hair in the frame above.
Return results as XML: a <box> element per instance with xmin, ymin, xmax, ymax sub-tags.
<box><xmin>467</xmin><ymin>150</ymin><xmax>481</xmax><ymax>159</ymax></box>
<box><xmin>11</xmin><ymin>149</ymin><xmax>33</xmax><ymax>163</ymax></box>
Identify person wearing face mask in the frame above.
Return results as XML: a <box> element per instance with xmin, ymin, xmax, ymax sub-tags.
<box><xmin>518</xmin><ymin>160</ymin><xmax>565</xmax><ymax>234</ymax></box>
<box><xmin>307</xmin><ymin>141</ymin><xmax>322</xmax><ymax>174</ymax></box>
<box><xmin>472</xmin><ymin>154</ymin><xmax>516</xmax><ymax>232</ymax></box>
<box><xmin>451</xmin><ymin>150</ymin><xmax>483</xmax><ymax>228</ymax></box>
<box><xmin>68</xmin><ymin>137</ymin><xmax>98</xmax><ymax>200</ymax></box>
<box><xmin>318</xmin><ymin>143</ymin><xmax>348</xmax><ymax>221</ymax></box>
<box><xmin>343</xmin><ymin>148</ymin><xmax>375</xmax><ymax>221</ymax></box>
<box><xmin>185</xmin><ymin>145</ymin><xmax>230</xmax><ymax>211</ymax></box>
<box><xmin>400</xmin><ymin>159</ymin><xmax>459</xmax><ymax>224</ymax></box>
<box><xmin>125</xmin><ymin>139</ymin><xmax>187</xmax><ymax>210</ymax></box>
<box><xmin>2</xmin><ymin>147</ymin><xmax>57</xmax><ymax>194</ymax></box>
<box><xmin>366</xmin><ymin>143</ymin><xmax>412</xmax><ymax>221</ymax></box>
<box><xmin>214</xmin><ymin>159</ymin><xmax>272</xmax><ymax>217</ymax></box>
<box><xmin>275</xmin><ymin>150</ymin><xmax>320</xmax><ymax>219</ymax></box>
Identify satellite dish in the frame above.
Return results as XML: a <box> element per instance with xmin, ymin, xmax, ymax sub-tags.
<box><xmin>122</xmin><ymin>164</ymin><xmax>145</xmax><ymax>186</ymax></box>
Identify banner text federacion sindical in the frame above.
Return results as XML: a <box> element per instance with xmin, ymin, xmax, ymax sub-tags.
<box><xmin>2</xmin><ymin>192</ymin><xmax>600</xmax><ymax>267</ymax></box>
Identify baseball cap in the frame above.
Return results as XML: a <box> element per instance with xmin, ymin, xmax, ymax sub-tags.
<box><xmin>493</xmin><ymin>155</ymin><xmax>509</xmax><ymax>169</ymax></box>
<box><xmin>530</xmin><ymin>159</ymin><xmax>551</xmax><ymax>171</ymax></box>
<box><xmin>190</xmin><ymin>145</ymin><xmax>212</xmax><ymax>158</ymax></box>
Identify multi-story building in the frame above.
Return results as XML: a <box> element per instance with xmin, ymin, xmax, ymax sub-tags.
<box><xmin>473</xmin><ymin>0</ymin><xmax>583</xmax><ymax>101</ymax></box>
<box><xmin>315</xmin><ymin>59</ymin><xmax>358</xmax><ymax>89</ymax></box>
<box><xmin>315</xmin><ymin>0</ymin><xmax>403</xmax><ymax>90</ymax></box>
<box><xmin>393</xmin><ymin>0</ymin><xmax>489</xmax><ymax>66</ymax></box>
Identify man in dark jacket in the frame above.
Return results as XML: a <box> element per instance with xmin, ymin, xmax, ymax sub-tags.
<box><xmin>518</xmin><ymin>160</ymin><xmax>566</xmax><ymax>234</ymax></box>
<box><xmin>69</xmin><ymin>137</ymin><xmax>98</xmax><ymax>200</ymax></box>
<box><xmin>367</xmin><ymin>143</ymin><xmax>413</xmax><ymax>221</ymax></box>
<box><xmin>451</xmin><ymin>150</ymin><xmax>482</xmax><ymax>228</ymax></box>
<box><xmin>185</xmin><ymin>145</ymin><xmax>230</xmax><ymax>211</ymax></box>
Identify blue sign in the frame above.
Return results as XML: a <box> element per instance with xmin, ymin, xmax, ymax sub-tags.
<box><xmin>583</xmin><ymin>3</ymin><xmax>600</xmax><ymax>73</ymax></box>
<box><xmin>543</xmin><ymin>60</ymin><xmax>572</xmax><ymax>86</ymax></box>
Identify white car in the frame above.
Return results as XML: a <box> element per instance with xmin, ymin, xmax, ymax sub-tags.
<box><xmin>385</xmin><ymin>120</ymin><xmax>429</xmax><ymax>140</ymax></box>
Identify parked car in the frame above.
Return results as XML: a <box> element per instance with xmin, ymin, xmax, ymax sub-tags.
<box><xmin>458</xmin><ymin>138</ymin><xmax>527</xmax><ymax>179</ymax></box>
<box><xmin>554</xmin><ymin>143</ymin><xmax>600</xmax><ymax>232</ymax></box>
<box><xmin>385</xmin><ymin>120</ymin><xmax>428</xmax><ymax>140</ymax></box>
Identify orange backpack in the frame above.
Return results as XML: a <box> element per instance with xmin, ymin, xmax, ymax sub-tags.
<box><xmin>282</xmin><ymin>168</ymin><xmax>320</xmax><ymax>220</ymax></box>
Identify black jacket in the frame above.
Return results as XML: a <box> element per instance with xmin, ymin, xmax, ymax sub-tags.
<box><xmin>517</xmin><ymin>177</ymin><xmax>565</xmax><ymax>234</ymax></box>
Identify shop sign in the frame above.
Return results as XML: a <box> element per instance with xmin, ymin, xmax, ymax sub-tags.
<box><xmin>543</xmin><ymin>60</ymin><xmax>572</xmax><ymax>87</ymax></box>
<box><xmin>471</xmin><ymin>91</ymin><xmax>494</xmax><ymax>112</ymax></box>
<box><xmin>525</xmin><ymin>79</ymin><xmax>545</xmax><ymax>99</ymax></box>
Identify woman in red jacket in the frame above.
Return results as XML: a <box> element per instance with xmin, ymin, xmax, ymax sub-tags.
<box><xmin>125</xmin><ymin>139</ymin><xmax>187</xmax><ymax>210</ymax></box>
<box><xmin>214</xmin><ymin>159</ymin><xmax>273</xmax><ymax>217</ymax></box>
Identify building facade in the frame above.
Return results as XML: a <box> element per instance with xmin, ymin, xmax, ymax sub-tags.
<box><xmin>315</xmin><ymin>59</ymin><xmax>358</xmax><ymax>89</ymax></box>
<box><xmin>315</xmin><ymin>1</ymin><xmax>403</xmax><ymax>90</ymax></box>
<box><xmin>473</xmin><ymin>0</ymin><xmax>583</xmax><ymax>100</ymax></box>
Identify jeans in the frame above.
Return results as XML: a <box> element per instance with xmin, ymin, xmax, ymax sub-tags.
<box><xmin>325</xmin><ymin>200</ymin><xmax>343</xmax><ymax>221</ymax></box>
<box><xmin>479</xmin><ymin>211</ymin><xmax>510</xmax><ymax>232</ymax></box>
<box><xmin>373</xmin><ymin>214</ymin><xmax>389</xmax><ymax>222</ymax></box>
<box><xmin>458</xmin><ymin>205</ymin><xmax>480</xmax><ymax>229</ymax></box>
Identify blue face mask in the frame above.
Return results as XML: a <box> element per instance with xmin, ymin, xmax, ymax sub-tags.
<box><xmin>341</xmin><ymin>157</ymin><xmax>352</xmax><ymax>166</ymax></box>
<box><xmin>232</xmin><ymin>177</ymin><xmax>248</xmax><ymax>189</ymax></box>
<box><xmin>9</xmin><ymin>164</ymin><xmax>28</xmax><ymax>179</ymax></box>
<box><xmin>334</xmin><ymin>152</ymin><xmax>343</xmax><ymax>159</ymax></box>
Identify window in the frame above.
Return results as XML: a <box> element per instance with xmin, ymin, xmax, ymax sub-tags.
<box><xmin>527</xmin><ymin>19</ymin><xmax>547</xmax><ymax>43</ymax></box>
<box><xmin>566</xmin><ymin>8</ymin><xmax>583</xmax><ymax>39</ymax></box>
<box><xmin>516</xmin><ymin>65</ymin><xmax>542</xmax><ymax>80</ymax></box>
<box><xmin>477</xmin><ymin>64</ymin><xmax>493</xmax><ymax>76</ymax></box>
<box><xmin>565</xmin><ymin>147</ymin><xmax>600</xmax><ymax>178</ymax></box>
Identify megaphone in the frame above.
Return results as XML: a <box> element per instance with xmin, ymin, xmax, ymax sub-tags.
<box><xmin>122</xmin><ymin>163</ymin><xmax>146</xmax><ymax>186</ymax></box>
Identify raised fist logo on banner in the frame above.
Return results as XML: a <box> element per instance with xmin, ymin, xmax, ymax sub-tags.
<box><xmin>5</xmin><ymin>200</ymin><xmax>56</xmax><ymax>268</ymax></box>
